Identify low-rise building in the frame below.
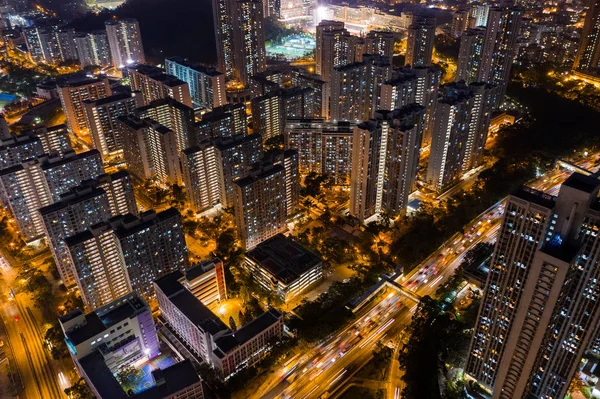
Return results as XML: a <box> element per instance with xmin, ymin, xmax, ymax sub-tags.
<box><xmin>244</xmin><ymin>234</ymin><xmax>323</xmax><ymax>301</ymax></box>
<box><xmin>180</xmin><ymin>259</ymin><xmax>227</xmax><ymax>307</ymax></box>
<box><xmin>155</xmin><ymin>271</ymin><xmax>283</xmax><ymax>379</ymax></box>
<box><xmin>59</xmin><ymin>292</ymin><xmax>209</xmax><ymax>399</ymax></box>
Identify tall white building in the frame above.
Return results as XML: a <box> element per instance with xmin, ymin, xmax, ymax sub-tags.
<box><xmin>330</xmin><ymin>54</ymin><xmax>392</xmax><ymax>122</ymax></box>
<box><xmin>233</xmin><ymin>0</ymin><xmax>266</xmax><ymax>84</ymax></box>
<box><xmin>478</xmin><ymin>7</ymin><xmax>522</xmax><ymax>101</ymax></box>
<box><xmin>285</xmin><ymin>119</ymin><xmax>354</xmax><ymax>185</ymax></box>
<box><xmin>0</xmin><ymin>150</ymin><xmax>104</xmax><ymax>242</ymax></box>
<box><xmin>118</xmin><ymin>116</ymin><xmax>182</xmax><ymax>185</ymax></box>
<box><xmin>181</xmin><ymin>142</ymin><xmax>225</xmax><ymax>212</ymax></box>
<box><xmin>40</xmin><ymin>171</ymin><xmax>137</xmax><ymax>287</ymax></box>
<box><xmin>84</xmin><ymin>92</ymin><xmax>143</xmax><ymax>160</ymax></box>
<box><xmin>74</xmin><ymin>31</ymin><xmax>111</xmax><ymax>68</ymax></box>
<box><xmin>467</xmin><ymin>173</ymin><xmax>600</xmax><ymax>399</ymax></box>
<box><xmin>165</xmin><ymin>56</ymin><xmax>227</xmax><ymax>110</ymax></box>
<box><xmin>405</xmin><ymin>15</ymin><xmax>435</xmax><ymax>67</ymax></box>
<box><xmin>105</xmin><ymin>18</ymin><xmax>145</xmax><ymax>68</ymax></box>
<box><xmin>58</xmin><ymin>77</ymin><xmax>112</xmax><ymax>135</ymax></box>
<box><xmin>233</xmin><ymin>151</ymin><xmax>298</xmax><ymax>249</ymax></box>
<box><xmin>350</xmin><ymin>105</ymin><xmax>426</xmax><ymax>222</ymax></box>
<box><xmin>66</xmin><ymin>223</ymin><xmax>132</xmax><ymax>309</ymax></box>
<box><xmin>426</xmin><ymin>82</ymin><xmax>496</xmax><ymax>192</ymax></box>
<box><xmin>457</xmin><ymin>28</ymin><xmax>486</xmax><ymax>84</ymax></box>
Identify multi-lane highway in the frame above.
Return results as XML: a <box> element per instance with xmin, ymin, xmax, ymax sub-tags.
<box><xmin>254</xmin><ymin>165</ymin><xmax>577</xmax><ymax>399</ymax></box>
<box><xmin>0</xmin><ymin>251</ymin><xmax>69</xmax><ymax>399</ymax></box>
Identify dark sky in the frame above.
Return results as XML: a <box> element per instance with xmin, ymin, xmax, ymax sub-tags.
<box><xmin>68</xmin><ymin>0</ymin><xmax>218</xmax><ymax>65</ymax></box>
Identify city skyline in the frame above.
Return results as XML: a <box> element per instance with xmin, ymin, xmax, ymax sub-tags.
<box><xmin>0</xmin><ymin>0</ymin><xmax>598</xmax><ymax>398</ymax></box>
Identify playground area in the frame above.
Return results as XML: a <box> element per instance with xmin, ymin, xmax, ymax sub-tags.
<box><xmin>116</xmin><ymin>353</ymin><xmax>177</xmax><ymax>394</ymax></box>
<box><xmin>266</xmin><ymin>34</ymin><xmax>315</xmax><ymax>60</ymax></box>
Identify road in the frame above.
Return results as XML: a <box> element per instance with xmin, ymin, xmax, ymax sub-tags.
<box><xmin>253</xmin><ymin>163</ymin><xmax>578</xmax><ymax>399</ymax></box>
<box><xmin>0</xmin><ymin>251</ymin><xmax>70</xmax><ymax>399</ymax></box>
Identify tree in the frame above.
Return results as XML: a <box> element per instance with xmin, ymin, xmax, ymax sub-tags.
<box><xmin>64</xmin><ymin>378</ymin><xmax>93</xmax><ymax>399</ymax></box>
<box><xmin>45</xmin><ymin>323</ymin><xmax>69</xmax><ymax>360</ymax></box>
<box><xmin>229</xmin><ymin>316</ymin><xmax>237</xmax><ymax>331</ymax></box>
<box><xmin>116</xmin><ymin>365</ymin><xmax>137</xmax><ymax>386</ymax></box>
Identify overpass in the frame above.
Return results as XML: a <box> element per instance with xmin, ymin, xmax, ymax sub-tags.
<box><xmin>556</xmin><ymin>158</ymin><xmax>594</xmax><ymax>176</ymax></box>
<box><xmin>347</xmin><ymin>271</ymin><xmax>421</xmax><ymax>312</ymax></box>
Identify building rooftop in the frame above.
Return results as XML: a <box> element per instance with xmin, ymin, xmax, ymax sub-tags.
<box><xmin>97</xmin><ymin>295</ymin><xmax>147</xmax><ymax>329</ymax></box>
<box><xmin>185</xmin><ymin>259</ymin><xmax>220</xmax><ymax>281</ymax></box>
<box><xmin>234</xmin><ymin>164</ymin><xmax>284</xmax><ymax>188</ymax></box>
<box><xmin>83</xmin><ymin>92</ymin><xmax>137</xmax><ymax>107</ymax></box>
<box><xmin>138</xmin><ymin>97</ymin><xmax>194</xmax><ymax>114</ymax></box>
<box><xmin>63</xmin><ymin>312</ymin><xmax>106</xmax><ymax>346</ymax></box>
<box><xmin>64</xmin><ymin>221</ymin><xmax>112</xmax><ymax>247</ymax></box>
<box><xmin>62</xmin><ymin>293</ymin><xmax>151</xmax><ymax>346</ymax></box>
<box><xmin>110</xmin><ymin>208</ymin><xmax>180</xmax><ymax>238</ymax></box>
<box><xmin>213</xmin><ymin>133</ymin><xmax>261</xmax><ymax>151</ymax></box>
<box><xmin>512</xmin><ymin>186</ymin><xmax>556</xmax><ymax>209</ymax></box>
<box><xmin>39</xmin><ymin>186</ymin><xmax>106</xmax><ymax>216</ymax></box>
<box><xmin>562</xmin><ymin>172</ymin><xmax>600</xmax><ymax>194</ymax></box>
<box><xmin>166</xmin><ymin>56</ymin><xmax>223</xmax><ymax>77</ymax></box>
<box><xmin>79</xmin><ymin>351</ymin><xmax>203</xmax><ymax>399</ymax></box>
<box><xmin>136</xmin><ymin>360</ymin><xmax>203</xmax><ymax>399</ymax></box>
<box><xmin>39</xmin><ymin>149</ymin><xmax>101</xmax><ymax>170</ymax></box>
<box><xmin>214</xmin><ymin>308</ymin><xmax>282</xmax><ymax>356</ymax></box>
<box><xmin>154</xmin><ymin>270</ymin><xmax>185</xmax><ymax>297</ymax></box>
<box><xmin>245</xmin><ymin>234</ymin><xmax>323</xmax><ymax>285</ymax></box>
<box><xmin>169</xmin><ymin>289</ymin><xmax>229</xmax><ymax>335</ymax></box>
<box><xmin>57</xmin><ymin>77</ymin><xmax>108</xmax><ymax>88</ymax></box>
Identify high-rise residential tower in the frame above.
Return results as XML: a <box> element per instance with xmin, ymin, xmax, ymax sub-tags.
<box><xmin>315</xmin><ymin>20</ymin><xmax>346</xmax><ymax>78</ymax></box>
<box><xmin>165</xmin><ymin>56</ymin><xmax>227</xmax><ymax>109</ymax></box>
<box><xmin>457</xmin><ymin>28</ymin><xmax>486</xmax><ymax>84</ymax></box>
<box><xmin>350</xmin><ymin>105</ymin><xmax>426</xmax><ymax>221</ymax></box>
<box><xmin>58</xmin><ymin>77</ymin><xmax>112</xmax><ymax>135</ymax></box>
<box><xmin>285</xmin><ymin>119</ymin><xmax>354</xmax><ymax>185</ymax></box>
<box><xmin>330</xmin><ymin>54</ymin><xmax>392</xmax><ymax>122</ymax></box>
<box><xmin>137</xmin><ymin>97</ymin><xmax>196</xmax><ymax>153</ymax></box>
<box><xmin>84</xmin><ymin>92</ymin><xmax>143</xmax><ymax>160</ymax></box>
<box><xmin>105</xmin><ymin>18</ymin><xmax>145</xmax><ymax>68</ymax></box>
<box><xmin>118</xmin><ymin>116</ymin><xmax>182</xmax><ymax>185</ymax></box>
<box><xmin>74</xmin><ymin>31</ymin><xmax>111</xmax><ymax>68</ymax></box>
<box><xmin>126</xmin><ymin>64</ymin><xmax>193</xmax><ymax>108</ymax></box>
<box><xmin>233</xmin><ymin>0</ymin><xmax>266</xmax><ymax>84</ymax></box>
<box><xmin>41</xmin><ymin>171</ymin><xmax>137</xmax><ymax>287</ymax></box>
<box><xmin>366</xmin><ymin>30</ymin><xmax>395</xmax><ymax>65</ymax></box>
<box><xmin>467</xmin><ymin>173</ymin><xmax>600</xmax><ymax>399</ymax></box>
<box><xmin>479</xmin><ymin>7</ymin><xmax>522</xmax><ymax>99</ymax></box>
<box><xmin>66</xmin><ymin>223</ymin><xmax>132</xmax><ymax>309</ymax></box>
<box><xmin>426</xmin><ymin>82</ymin><xmax>496</xmax><ymax>192</ymax></box>
<box><xmin>233</xmin><ymin>151</ymin><xmax>298</xmax><ymax>248</ymax></box>
<box><xmin>405</xmin><ymin>16</ymin><xmax>436</xmax><ymax>67</ymax></box>
<box><xmin>573</xmin><ymin>0</ymin><xmax>600</xmax><ymax>71</ymax></box>
<box><xmin>212</xmin><ymin>0</ymin><xmax>236</xmax><ymax>79</ymax></box>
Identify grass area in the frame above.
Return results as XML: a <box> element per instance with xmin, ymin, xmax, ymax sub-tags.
<box><xmin>356</xmin><ymin>354</ymin><xmax>390</xmax><ymax>381</ymax></box>
<box><xmin>339</xmin><ymin>386</ymin><xmax>385</xmax><ymax>399</ymax></box>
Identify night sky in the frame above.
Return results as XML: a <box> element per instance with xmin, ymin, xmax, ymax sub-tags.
<box><xmin>67</xmin><ymin>0</ymin><xmax>218</xmax><ymax>65</ymax></box>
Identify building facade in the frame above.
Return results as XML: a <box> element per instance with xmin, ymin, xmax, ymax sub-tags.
<box><xmin>350</xmin><ymin>105</ymin><xmax>426</xmax><ymax>221</ymax></box>
<box><xmin>58</xmin><ymin>77</ymin><xmax>112</xmax><ymax>135</ymax></box>
<box><xmin>118</xmin><ymin>116</ymin><xmax>182</xmax><ymax>185</ymax></box>
<box><xmin>126</xmin><ymin>64</ymin><xmax>193</xmax><ymax>108</ymax></box>
<box><xmin>467</xmin><ymin>173</ymin><xmax>600</xmax><ymax>399</ymax></box>
<box><xmin>405</xmin><ymin>16</ymin><xmax>435</xmax><ymax>67</ymax></box>
<box><xmin>105</xmin><ymin>18</ymin><xmax>145</xmax><ymax>68</ymax></box>
<box><xmin>84</xmin><ymin>92</ymin><xmax>143</xmax><ymax>160</ymax></box>
<box><xmin>165</xmin><ymin>56</ymin><xmax>227</xmax><ymax>109</ymax></box>
<box><xmin>426</xmin><ymin>82</ymin><xmax>496</xmax><ymax>192</ymax></box>
<box><xmin>244</xmin><ymin>234</ymin><xmax>323</xmax><ymax>301</ymax></box>
<box><xmin>285</xmin><ymin>119</ymin><xmax>354</xmax><ymax>185</ymax></box>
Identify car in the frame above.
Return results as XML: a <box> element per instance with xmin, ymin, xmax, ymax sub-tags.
<box><xmin>14</xmin><ymin>315</ymin><xmax>20</xmax><ymax>322</ymax></box>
